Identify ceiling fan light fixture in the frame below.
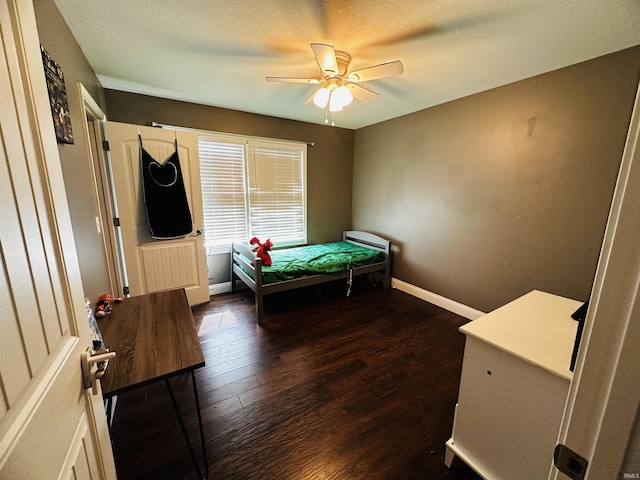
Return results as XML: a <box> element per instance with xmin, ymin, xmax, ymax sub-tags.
<box><xmin>313</xmin><ymin>87</ymin><xmax>331</xmax><ymax>108</ymax></box>
<box><xmin>329</xmin><ymin>95</ymin><xmax>343</xmax><ymax>112</ymax></box>
<box><xmin>315</xmin><ymin>82</ymin><xmax>353</xmax><ymax>112</ymax></box>
<box><xmin>333</xmin><ymin>85</ymin><xmax>353</xmax><ymax>107</ymax></box>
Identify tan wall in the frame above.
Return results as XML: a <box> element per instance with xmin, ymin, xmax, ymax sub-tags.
<box><xmin>353</xmin><ymin>47</ymin><xmax>640</xmax><ymax>313</ymax></box>
<box><xmin>34</xmin><ymin>0</ymin><xmax>111</xmax><ymax>303</ymax></box>
<box><xmin>104</xmin><ymin>91</ymin><xmax>355</xmax><ymax>244</ymax></box>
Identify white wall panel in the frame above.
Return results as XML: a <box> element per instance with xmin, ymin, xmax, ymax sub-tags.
<box><xmin>140</xmin><ymin>242</ymin><xmax>199</xmax><ymax>292</ymax></box>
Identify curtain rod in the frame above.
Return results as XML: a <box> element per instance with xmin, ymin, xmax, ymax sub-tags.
<box><xmin>149</xmin><ymin>122</ymin><xmax>315</xmax><ymax>147</ymax></box>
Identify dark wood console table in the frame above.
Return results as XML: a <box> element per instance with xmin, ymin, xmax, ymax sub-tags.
<box><xmin>98</xmin><ymin>288</ymin><xmax>208</xmax><ymax>479</ymax></box>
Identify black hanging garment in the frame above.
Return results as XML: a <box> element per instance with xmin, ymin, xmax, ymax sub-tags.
<box><xmin>139</xmin><ymin>135</ymin><xmax>193</xmax><ymax>239</ymax></box>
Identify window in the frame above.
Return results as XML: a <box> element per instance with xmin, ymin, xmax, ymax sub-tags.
<box><xmin>198</xmin><ymin>135</ymin><xmax>307</xmax><ymax>250</ymax></box>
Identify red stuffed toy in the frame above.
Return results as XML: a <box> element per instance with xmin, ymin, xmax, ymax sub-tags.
<box><xmin>250</xmin><ymin>237</ymin><xmax>273</xmax><ymax>266</ymax></box>
<box><xmin>94</xmin><ymin>293</ymin><xmax>124</xmax><ymax>318</ymax></box>
<box><xmin>95</xmin><ymin>294</ymin><xmax>112</xmax><ymax>318</ymax></box>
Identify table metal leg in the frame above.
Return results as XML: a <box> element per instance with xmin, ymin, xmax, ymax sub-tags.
<box><xmin>165</xmin><ymin>372</ymin><xmax>209</xmax><ymax>479</ymax></box>
<box><xmin>105</xmin><ymin>396</ymin><xmax>113</xmax><ymax>428</ymax></box>
<box><xmin>104</xmin><ymin>395</ymin><xmax>118</xmax><ymax>432</ymax></box>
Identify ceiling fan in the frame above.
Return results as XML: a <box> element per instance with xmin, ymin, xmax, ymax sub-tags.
<box><xmin>266</xmin><ymin>43</ymin><xmax>403</xmax><ymax>121</ymax></box>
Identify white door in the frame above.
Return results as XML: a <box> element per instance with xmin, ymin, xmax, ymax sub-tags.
<box><xmin>0</xmin><ymin>1</ymin><xmax>116</xmax><ymax>479</ymax></box>
<box><xmin>549</xmin><ymin>83</ymin><xmax>640</xmax><ymax>479</ymax></box>
<box><xmin>106</xmin><ymin>122</ymin><xmax>209</xmax><ymax>305</ymax></box>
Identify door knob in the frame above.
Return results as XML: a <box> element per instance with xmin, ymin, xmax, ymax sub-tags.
<box><xmin>81</xmin><ymin>347</ymin><xmax>116</xmax><ymax>395</ymax></box>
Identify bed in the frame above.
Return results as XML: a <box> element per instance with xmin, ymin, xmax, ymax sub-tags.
<box><xmin>231</xmin><ymin>231</ymin><xmax>391</xmax><ymax>325</ymax></box>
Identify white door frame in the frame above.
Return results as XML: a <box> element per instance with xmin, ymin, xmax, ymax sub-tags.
<box><xmin>77</xmin><ymin>82</ymin><xmax>128</xmax><ymax>298</ymax></box>
<box><xmin>551</xmin><ymin>82</ymin><xmax>640</xmax><ymax>478</ymax></box>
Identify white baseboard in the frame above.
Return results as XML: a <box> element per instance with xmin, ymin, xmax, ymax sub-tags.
<box><xmin>209</xmin><ymin>281</ymin><xmax>232</xmax><ymax>296</ymax></box>
<box><xmin>391</xmin><ymin>278</ymin><xmax>485</xmax><ymax>320</ymax></box>
<box><xmin>209</xmin><ymin>280</ymin><xmax>249</xmax><ymax>296</ymax></box>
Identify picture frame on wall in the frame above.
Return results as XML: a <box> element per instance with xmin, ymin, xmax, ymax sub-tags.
<box><xmin>40</xmin><ymin>45</ymin><xmax>74</xmax><ymax>144</ymax></box>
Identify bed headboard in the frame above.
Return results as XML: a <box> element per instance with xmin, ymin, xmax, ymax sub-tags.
<box><xmin>343</xmin><ymin>230</ymin><xmax>391</xmax><ymax>255</ymax></box>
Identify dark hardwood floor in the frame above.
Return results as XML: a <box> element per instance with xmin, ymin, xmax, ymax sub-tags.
<box><xmin>109</xmin><ymin>280</ymin><xmax>481</xmax><ymax>479</ymax></box>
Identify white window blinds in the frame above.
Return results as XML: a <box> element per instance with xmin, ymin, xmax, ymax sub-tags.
<box><xmin>198</xmin><ymin>135</ymin><xmax>307</xmax><ymax>248</ymax></box>
<box><xmin>198</xmin><ymin>138</ymin><xmax>248</xmax><ymax>246</ymax></box>
<box><xmin>246</xmin><ymin>143</ymin><xmax>306</xmax><ymax>244</ymax></box>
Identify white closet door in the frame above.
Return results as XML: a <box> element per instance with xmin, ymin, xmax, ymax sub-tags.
<box><xmin>107</xmin><ymin>122</ymin><xmax>209</xmax><ymax>305</ymax></box>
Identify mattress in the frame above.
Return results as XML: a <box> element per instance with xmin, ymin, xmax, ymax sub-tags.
<box><xmin>260</xmin><ymin>241</ymin><xmax>385</xmax><ymax>284</ymax></box>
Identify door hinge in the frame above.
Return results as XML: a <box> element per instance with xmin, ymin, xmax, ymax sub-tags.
<box><xmin>113</xmin><ymin>217</ymin><xmax>120</xmax><ymax>227</ymax></box>
<box><xmin>102</xmin><ymin>140</ymin><xmax>110</xmax><ymax>151</ymax></box>
<box><xmin>554</xmin><ymin>444</ymin><xmax>588</xmax><ymax>480</ymax></box>
<box><xmin>123</xmin><ymin>286</ymin><xmax>130</xmax><ymax>296</ymax></box>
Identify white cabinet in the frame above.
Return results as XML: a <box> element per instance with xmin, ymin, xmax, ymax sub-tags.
<box><xmin>445</xmin><ymin>290</ymin><xmax>581</xmax><ymax>480</ymax></box>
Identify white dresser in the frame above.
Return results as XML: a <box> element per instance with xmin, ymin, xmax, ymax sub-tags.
<box><xmin>445</xmin><ymin>290</ymin><xmax>581</xmax><ymax>480</ymax></box>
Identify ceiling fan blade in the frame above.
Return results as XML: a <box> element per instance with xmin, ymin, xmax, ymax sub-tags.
<box><xmin>310</xmin><ymin>43</ymin><xmax>339</xmax><ymax>76</ymax></box>
<box><xmin>348</xmin><ymin>60</ymin><xmax>404</xmax><ymax>82</ymax></box>
<box><xmin>362</xmin><ymin>25</ymin><xmax>439</xmax><ymax>49</ymax></box>
<box><xmin>304</xmin><ymin>90</ymin><xmax>318</xmax><ymax>105</ymax></box>
<box><xmin>303</xmin><ymin>82</ymin><xmax>328</xmax><ymax>105</ymax></box>
<box><xmin>348</xmin><ymin>83</ymin><xmax>379</xmax><ymax>102</ymax></box>
<box><xmin>265</xmin><ymin>76</ymin><xmax>321</xmax><ymax>84</ymax></box>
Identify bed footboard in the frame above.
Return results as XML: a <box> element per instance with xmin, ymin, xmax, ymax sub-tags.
<box><xmin>231</xmin><ymin>241</ymin><xmax>266</xmax><ymax>324</ymax></box>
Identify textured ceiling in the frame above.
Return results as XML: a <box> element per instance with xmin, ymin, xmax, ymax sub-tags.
<box><xmin>53</xmin><ymin>0</ymin><xmax>640</xmax><ymax>129</ymax></box>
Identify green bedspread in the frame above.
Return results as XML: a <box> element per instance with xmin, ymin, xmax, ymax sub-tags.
<box><xmin>260</xmin><ymin>241</ymin><xmax>385</xmax><ymax>284</ymax></box>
